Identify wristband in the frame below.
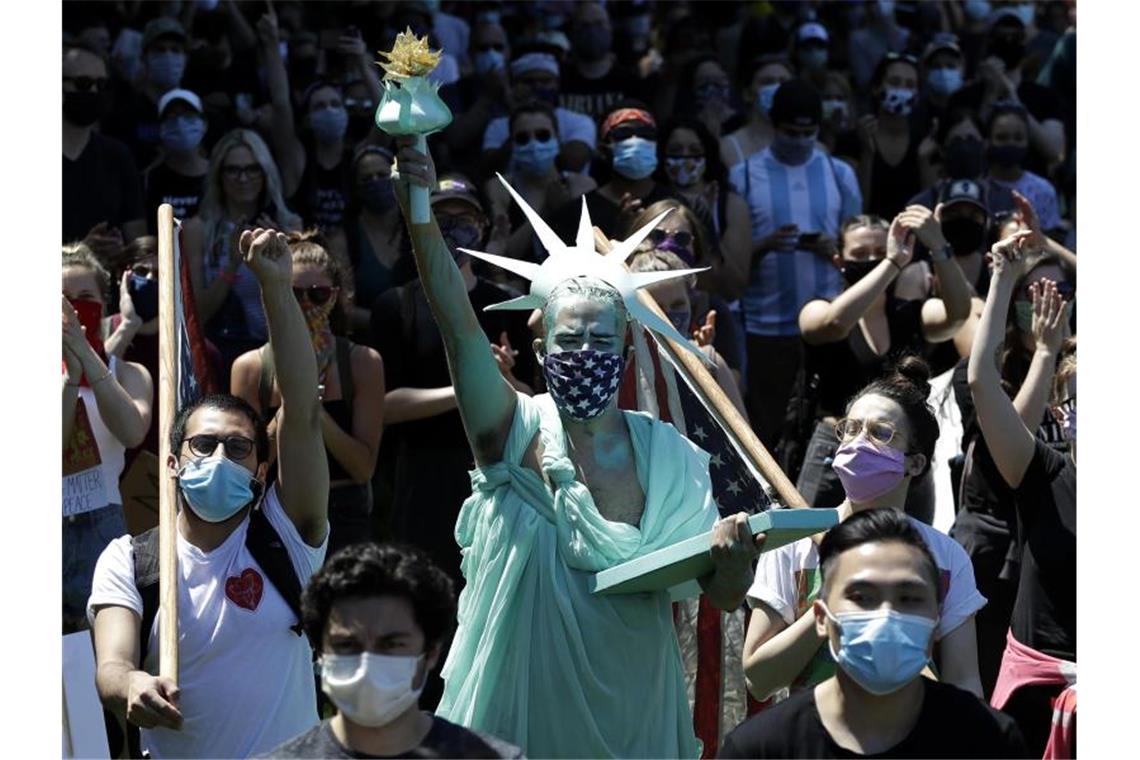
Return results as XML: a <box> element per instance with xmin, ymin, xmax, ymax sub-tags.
<box><xmin>887</xmin><ymin>258</ymin><xmax>904</xmax><ymax>272</ymax></box>
<box><xmin>930</xmin><ymin>243</ymin><xmax>952</xmax><ymax>263</ymax></box>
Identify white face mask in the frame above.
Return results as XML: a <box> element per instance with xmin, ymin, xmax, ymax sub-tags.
<box><xmin>320</xmin><ymin>653</ymin><xmax>424</xmax><ymax>727</ymax></box>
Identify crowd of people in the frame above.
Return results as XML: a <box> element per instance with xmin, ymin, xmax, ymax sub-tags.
<box><xmin>63</xmin><ymin>1</ymin><xmax>1076</xmax><ymax>758</ymax></box>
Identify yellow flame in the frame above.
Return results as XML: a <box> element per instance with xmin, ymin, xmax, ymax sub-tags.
<box><xmin>376</xmin><ymin>27</ymin><xmax>442</xmax><ymax>80</ymax></box>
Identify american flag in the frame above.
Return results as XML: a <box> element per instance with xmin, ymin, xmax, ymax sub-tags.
<box><xmin>172</xmin><ymin>220</ymin><xmax>215</xmax><ymax>405</ymax></box>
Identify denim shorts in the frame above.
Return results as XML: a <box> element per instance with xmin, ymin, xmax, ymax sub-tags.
<box><xmin>62</xmin><ymin>503</ymin><xmax>128</xmax><ymax>632</ymax></box>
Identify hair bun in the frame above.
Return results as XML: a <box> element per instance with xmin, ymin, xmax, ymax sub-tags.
<box><xmin>893</xmin><ymin>355</ymin><xmax>932</xmax><ymax>396</ymax></box>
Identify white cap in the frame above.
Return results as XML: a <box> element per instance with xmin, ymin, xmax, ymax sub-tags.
<box><xmin>157</xmin><ymin>88</ymin><xmax>203</xmax><ymax>117</ymax></box>
<box><xmin>797</xmin><ymin>22</ymin><xmax>829</xmax><ymax>44</ymax></box>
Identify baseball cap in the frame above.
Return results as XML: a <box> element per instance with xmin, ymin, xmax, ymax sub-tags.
<box><xmin>143</xmin><ymin>17</ymin><xmax>187</xmax><ymax>51</ymax></box>
<box><xmin>987</xmin><ymin>7</ymin><xmax>1027</xmax><ymax>30</ymax></box>
<box><xmin>923</xmin><ymin>32</ymin><xmax>962</xmax><ymax>62</ymax></box>
<box><xmin>432</xmin><ymin>175</ymin><xmax>484</xmax><ymax>215</ymax></box>
<box><xmin>797</xmin><ymin>22</ymin><xmax>829</xmax><ymax>44</ymax></box>
<box><xmin>938</xmin><ymin>178</ymin><xmax>988</xmax><ymax>216</ymax></box>
<box><xmin>157</xmin><ymin>88</ymin><xmax>203</xmax><ymax>118</ymax></box>
<box><xmin>769</xmin><ymin>80</ymin><xmax>822</xmax><ymax>129</ymax></box>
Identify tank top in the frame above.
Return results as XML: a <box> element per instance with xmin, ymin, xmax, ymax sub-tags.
<box><xmin>63</xmin><ymin>356</ymin><xmax>126</xmax><ymax>516</ymax></box>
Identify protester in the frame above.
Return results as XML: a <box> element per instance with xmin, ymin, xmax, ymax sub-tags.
<box><xmin>559</xmin><ymin>1</ymin><xmax>644</xmax><ymax>122</ymax></box>
<box><xmin>63</xmin><ymin>244</ymin><xmax>153</xmax><ymax>633</ymax></box>
<box><xmin>143</xmin><ymin>88</ymin><xmax>209</xmax><ymax>232</ymax></box>
<box><xmin>232</xmin><ymin>230</ymin><xmax>385</xmax><ymax>561</ymax></box>
<box><xmin>484</xmin><ymin>101</ymin><xmax>596</xmax><ymax>265</ymax></box>
<box><xmin>63</xmin><ymin>44</ymin><xmax>146</xmax><ymax>256</ymax></box>
<box><xmin>677</xmin><ymin>55</ymin><xmax>739</xmax><ymax>140</ymax></box>
<box><xmin>88</xmin><ymin>227</ymin><xmax>330</xmax><ymax>759</ymax></box>
<box><xmin>743</xmin><ymin>357</ymin><xmax>985</xmax><ymax>702</ymax></box>
<box><xmin>914</xmin><ymin>33</ymin><xmax>966</xmax><ymax>137</ymax></box>
<box><xmin>984</xmin><ymin>102</ymin><xmax>1063</xmax><ymax>234</ymax></box>
<box><xmin>729</xmin><ymin>79</ymin><xmax>862</xmax><ymax>453</ymax></box>
<box><xmin>391</xmin><ymin>136</ymin><xmax>763</xmax><ymax>758</ymax></box>
<box><xmin>720</xmin><ymin>55</ymin><xmax>795</xmax><ymax>167</ymax></box>
<box><xmin>723</xmin><ymin>509</ymin><xmax>1026</xmax><ymax>758</ymax></box>
<box><xmin>967</xmin><ymin>230</ymin><xmax>1076</xmax><ymax>756</ymax></box>
<box><xmin>182</xmin><ymin>128</ymin><xmax>303</xmax><ymax>378</ymax></box>
<box><xmin>817</xmin><ymin>71</ymin><xmax>859</xmax><ymax>164</ymax></box>
<box><xmin>440</xmin><ymin>20</ymin><xmax>513</xmax><ymax>166</ymax></box>
<box><xmin>795</xmin><ymin>209</ymin><xmax>971</xmax><ymax>511</ymax></box>
<box><xmin>857</xmin><ymin>53</ymin><xmax>922</xmax><ymax>220</ymax></box>
<box><xmin>263</xmin><ymin>542</ymin><xmax>521</xmax><ymax>758</ymax></box>
<box><xmin>847</xmin><ymin>0</ymin><xmax>911</xmax><ymax>92</ymax></box>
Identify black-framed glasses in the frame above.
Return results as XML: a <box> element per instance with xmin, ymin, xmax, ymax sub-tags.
<box><xmin>835</xmin><ymin>418</ymin><xmax>898</xmax><ymax>446</ymax></box>
<box><xmin>293</xmin><ymin>285</ymin><xmax>336</xmax><ymax>305</ymax></box>
<box><xmin>647</xmin><ymin>229</ymin><xmax>693</xmax><ymax>248</ymax></box>
<box><xmin>222</xmin><ymin>163</ymin><xmax>264</xmax><ymax>181</ymax></box>
<box><xmin>607</xmin><ymin>124</ymin><xmax>656</xmax><ymax>142</ymax></box>
<box><xmin>185</xmin><ymin>434</ymin><xmax>255</xmax><ymax>459</ymax></box>
<box><xmin>513</xmin><ymin>129</ymin><xmax>553</xmax><ymax>146</ymax></box>
<box><xmin>64</xmin><ymin>75</ymin><xmax>110</xmax><ymax>93</ymax></box>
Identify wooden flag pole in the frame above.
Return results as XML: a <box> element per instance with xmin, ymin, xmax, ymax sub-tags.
<box><xmin>157</xmin><ymin>204</ymin><xmax>180</xmax><ymax>683</ymax></box>
<box><xmin>593</xmin><ymin>228</ymin><xmax>808</xmax><ymax>508</ymax></box>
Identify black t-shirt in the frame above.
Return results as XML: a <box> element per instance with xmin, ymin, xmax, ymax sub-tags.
<box><xmin>144</xmin><ymin>163</ymin><xmax>206</xmax><ymax>234</ymax></box>
<box><xmin>261</xmin><ymin>716</ymin><xmax>522</xmax><ymax>759</ymax></box>
<box><xmin>547</xmin><ymin>184</ymin><xmax>677</xmax><ymax>245</ymax></box>
<box><xmin>718</xmin><ymin>680</ymin><xmax>1027</xmax><ymax>758</ymax></box>
<box><xmin>806</xmin><ymin>297</ymin><xmax>926</xmax><ymax>419</ymax></box>
<box><xmin>103</xmin><ymin>85</ymin><xmax>163</xmax><ymax>169</ymax></box>
<box><xmin>867</xmin><ymin>131</ymin><xmax>922</xmax><ymax>220</ymax></box>
<box><xmin>367</xmin><ymin>278</ymin><xmax>538</xmax><ymax>451</ymax></box>
<box><xmin>293</xmin><ymin>154</ymin><xmax>351</xmax><ymax>231</ymax></box>
<box><xmin>62</xmin><ymin>132</ymin><xmax>145</xmax><ymax>242</ymax></box>
<box><xmin>559</xmin><ymin>60</ymin><xmax>644</xmax><ymax>124</ymax></box>
<box><xmin>946</xmin><ymin>81</ymin><xmax>1064</xmax><ymax>177</ymax></box>
<box><xmin>1010</xmin><ymin>439</ymin><xmax>1076</xmax><ymax>661</ymax></box>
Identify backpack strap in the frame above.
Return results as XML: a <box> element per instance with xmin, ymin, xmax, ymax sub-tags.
<box><xmin>245</xmin><ymin>507</ymin><xmax>305</xmax><ymax>636</ymax></box>
<box><xmin>131</xmin><ymin>528</ymin><xmax>162</xmax><ymax>668</ymax></box>
<box><xmin>335</xmin><ymin>336</ymin><xmax>355</xmax><ymax>419</ymax></box>
<box><xmin>257</xmin><ymin>345</ymin><xmax>275</xmax><ymax>420</ymax></box>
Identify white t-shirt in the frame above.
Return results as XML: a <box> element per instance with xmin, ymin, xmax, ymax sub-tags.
<box><xmin>482</xmin><ymin>106</ymin><xmax>598</xmax><ymax>151</ymax></box>
<box><xmin>87</xmin><ymin>485</ymin><xmax>328</xmax><ymax>759</ymax></box>
<box><xmin>746</xmin><ymin>514</ymin><xmax>986</xmax><ymax>693</ymax></box>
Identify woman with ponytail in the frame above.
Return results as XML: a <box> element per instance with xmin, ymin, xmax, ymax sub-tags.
<box><xmin>741</xmin><ymin>355</ymin><xmax>985</xmax><ymax>702</ymax></box>
<box><xmin>231</xmin><ymin>230</ymin><xmax>385</xmax><ymax>560</ymax></box>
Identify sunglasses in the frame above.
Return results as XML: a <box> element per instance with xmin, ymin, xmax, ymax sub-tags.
<box><xmin>64</xmin><ymin>75</ymin><xmax>110</xmax><ymax>93</ymax></box>
<box><xmin>222</xmin><ymin>163</ymin><xmax>264</xmax><ymax>181</ymax></box>
<box><xmin>608</xmin><ymin>125</ymin><xmax>656</xmax><ymax>142</ymax></box>
<box><xmin>185</xmin><ymin>434</ymin><xmax>255</xmax><ymax>460</ymax></box>
<box><xmin>835</xmin><ymin>418</ymin><xmax>898</xmax><ymax>447</ymax></box>
<box><xmin>293</xmin><ymin>286</ymin><xmax>336</xmax><ymax>305</ymax></box>
<box><xmin>647</xmin><ymin>229</ymin><xmax>693</xmax><ymax>248</ymax></box>
<box><xmin>513</xmin><ymin>129</ymin><xmax>554</xmax><ymax>146</ymax></box>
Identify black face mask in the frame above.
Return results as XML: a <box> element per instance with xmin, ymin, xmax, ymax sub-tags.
<box><xmin>941</xmin><ymin>217</ymin><xmax>986</xmax><ymax>256</ymax></box>
<box><xmin>990</xmin><ymin>37</ymin><xmax>1025</xmax><ymax>69</ymax></box>
<box><xmin>63</xmin><ymin>90</ymin><xmax>110</xmax><ymax>127</ymax></box>
<box><xmin>842</xmin><ymin>259</ymin><xmax>880</xmax><ymax>287</ymax></box>
<box><xmin>987</xmin><ymin>144</ymin><xmax>1027</xmax><ymax>168</ymax></box>
<box><xmin>943</xmin><ymin>137</ymin><xmax>985</xmax><ymax>179</ymax></box>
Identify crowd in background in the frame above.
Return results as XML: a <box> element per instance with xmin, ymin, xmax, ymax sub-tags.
<box><xmin>62</xmin><ymin>1</ymin><xmax>1077</xmax><ymax>757</ymax></box>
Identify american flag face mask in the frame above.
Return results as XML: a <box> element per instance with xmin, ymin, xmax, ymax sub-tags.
<box><xmin>542</xmin><ymin>349</ymin><xmax>626</xmax><ymax>422</ymax></box>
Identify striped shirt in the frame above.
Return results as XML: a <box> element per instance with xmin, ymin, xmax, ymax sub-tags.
<box><xmin>729</xmin><ymin>148</ymin><xmax>863</xmax><ymax>337</ymax></box>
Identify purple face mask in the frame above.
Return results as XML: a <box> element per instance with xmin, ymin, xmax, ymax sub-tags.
<box><xmin>831</xmin><ymin>436</ymin><xmax>907</xmax><ymax>503</ymax></box>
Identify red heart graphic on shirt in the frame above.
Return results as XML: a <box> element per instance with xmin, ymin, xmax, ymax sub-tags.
<box><xmin>225</xmin><ymin>568</ymin><xmax>264</xmax><ymax>611</ymax></box>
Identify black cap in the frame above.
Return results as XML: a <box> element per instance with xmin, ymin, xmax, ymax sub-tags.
<box><xmin>938</xmin><ymin>178</ymin><xmax>989</xmax><ymax>216</ymax></box>
<box><xmin>769</xmin><ymin>80</ymin><xmax>822</xmax><ymax>129</ymax></box>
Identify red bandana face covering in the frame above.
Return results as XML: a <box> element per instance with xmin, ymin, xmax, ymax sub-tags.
<box><xmin>301</xmin><ymin>299</ymin><xmax>336</xmax><ymax>380</ymax></box>
<box><xmin>65</xmin><ymin>297</ymin><xmax>106</xmax><ymax>387</ymax></box>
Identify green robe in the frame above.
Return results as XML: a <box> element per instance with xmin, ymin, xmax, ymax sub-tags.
<box><xmin>436</xmin><ymin>393</ymin><xmax>718</xmax><ymax>758</ymax></box>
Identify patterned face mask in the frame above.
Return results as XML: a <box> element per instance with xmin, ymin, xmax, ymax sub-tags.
<box><xmin>542</xmin><ymin>349</ymin><xmax>626</xmax><ymax>422</ymax></box>
<box><xmin>664</xmin><ymin>156</ymin><xmax>706</xmax><ymax>188</ymax></box>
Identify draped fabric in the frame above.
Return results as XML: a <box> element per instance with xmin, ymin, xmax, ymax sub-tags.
<box><xmin>436</xmin><ymin>392</ymin><xmax>718</xmax><ymax>758</ymax></box>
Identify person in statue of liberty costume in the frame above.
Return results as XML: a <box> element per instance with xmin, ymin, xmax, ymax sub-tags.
<box><xmin>388</xmin><ymin>134</ymin><xmax>765</xmax><ymax>758</ymax></box>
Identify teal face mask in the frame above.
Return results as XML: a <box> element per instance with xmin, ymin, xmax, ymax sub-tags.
<box><xmin>1015</xmin><ymin>299</ymin><xmax>1074</xmax><ymax>333</ymax></box>
<box><xmin>178</xmin><ymin>455</ymin><xmax>262</xmax><ymax>523</ymax></box>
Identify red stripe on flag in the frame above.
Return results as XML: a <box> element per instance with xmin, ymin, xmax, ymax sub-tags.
<box><xmin>177</xmin><ymin>226</ymin><xmax>216</xmax><ymax>395</ymax></box>
<box><xmin>694</xmin><ymin>596</ymin><xmax>722</xmax><ymax>758</ymax></box>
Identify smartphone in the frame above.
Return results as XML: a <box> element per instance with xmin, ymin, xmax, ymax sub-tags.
<box><xmin>319</xmin><ymin>29</ymin><xmax>344</xmax><ymax>49</ymax></box>
<box><xmin>798</xmin><ymin>232</ymin><xmax>821</xmax><ymax>246</ymax></box>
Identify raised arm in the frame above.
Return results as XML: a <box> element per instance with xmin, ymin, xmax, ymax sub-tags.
<box><xmin>240</xmin><ymin>228</ymin><xmax>328</xmax><ymax>545</ymax></box>
<box><xmin>390</xmin><ymin>138</ymin><xmax>517</xmax><ymax>465</ymax></box>
<box><xmin>798</xmin><ymin>215</ymin><xmax>913</xmax><ymax>345</ymax></box>
<box><xmin>895</xmin><ymin>204</ymin><xmax>973</xmax><ymax>342</ymax></box>
<box><xmin>1012</xmin><ymin>280</ymin><xmax>1068</xmax><ymax>427</ymax></box>
<box><xmin>967</xmin><ymin>231</ymin><xmax>1039</xmax><ymax>489</ymax></box>
<box><xmin>256</xmin><ymin>9</ymin><xmax>304</xmax><ymax>197</ymax></box>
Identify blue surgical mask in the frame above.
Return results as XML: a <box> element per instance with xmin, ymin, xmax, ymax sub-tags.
<box><xmin>964</xmin><ymin>0</ymin><xmax>992</xmax><ymax>21</ymax></box>
<box><xmin>159</xmin><ymin>115</ymin><xmax>206</xmax><ymax>153</ymax></box>
<box><xmin>542</xmin><ymin>349</ymin><xmax>626</xmax><ymax>422</ymax></box>
<box><xmin>824</xmin><ymin>605</ymin><xmax>937</xmax><ymax>695</ymax></box>
<box><xmin>178</xmin><ymin>455</ymin><xmax>261</xmax><ymax>523</ymax></box>
<box><xmin>926</xmin><ymin>67</ymin><xmax>963</xmax><ymax>97</ymax></box>
<box><xmin>877</xmin><ymin>0</ymin><xmax>896</xmax><ymax>19</ymax></box>
<box><xmin>1013</xmin><ymin>3</ymin><xmax>1036</xmax><ymax>26</ymax></box>
<box><xmin>128</xmin><ymin>273</ymin><xmax>160</xmax><ymax>322</ymax></box>
<box><xmin>611</xmin><ymin>136</ymin><xmax>658</xmax><ymax>180</ymax></box>
<box><xmin>756</xmin><ymin>83</ymin><xmax>781</xmax><ymax>118</ymax></box>
<box><xmin>475</xmin><ymin>49</ymin><xmax>506</xmax><ymax>75</ymax></box>
<box><xmin>798</xmin><ymin>48</ymin><xmax>829</xmax><ymax>72</ymax></box>
<box><xmin>770</xmin><ymin>131</ymin><xmax>817</xmax><ymax>165</ymax></box>
<box><xmin>513</xmin><ymin>136</ymin><xmax>561</xmax><ymax>176</ymax></box>
<box><xmin>147</xmin><ymin>51</ymin><xmax>186</xmax><ymax>92</ymax></box>
<box><xmin>310</xmin><ymin>106</ymin><xmax>349</xmax><ymax>144</ymax></box>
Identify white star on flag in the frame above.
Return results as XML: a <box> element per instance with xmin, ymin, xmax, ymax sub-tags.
<box><xmin>692</xmin><ymin>425</ymin><xmax>708</xmax><ymax>442</ymax></box>
<box><xmin>726</xmin><ymin>480</ymin><xmax>742</xmax><ymax>496</ymax></box>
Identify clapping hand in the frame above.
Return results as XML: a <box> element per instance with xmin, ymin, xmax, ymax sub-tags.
<box><xmin>987</xmin><ymin>229</ymin><xmax>1035</xmax><ymax>280</ymax></box>
<box><xmin>897</xmin><ymin>204</ymin><xmax>948</xmax><ymax>252</ymax></box>
<box><xmin>1011</xmin><ymin>190</ymin><xmax>1046</xmax><ymax>253</ymax></box>
<box><xmin>238</xmin><ymin>227</ymin><xmax>293</xmax><ymax>288</ymax></box>
<box><xmin>119</xmin><ymin>271</ymin><xmax>142</xmax><ymax>327</ymax></box>
<box><xmin>693</xmin><ymin>310</ymin><xmax>716</xmax><ymax>347</ymax></box>
<box><xmin>1029</xmin><ymin>279</ymin><xmax>1068</xmax><ymax>355</ymax></box>
<box><xmin>886</xmin><ymin>215</ymin><xmax>917</xmax><ymax>270</ymax></box>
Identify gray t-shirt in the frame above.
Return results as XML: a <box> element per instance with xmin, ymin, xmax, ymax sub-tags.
<box><xmin>261</xmin><ymin>716</ymin><xmax>524</xmax><ymax>759</ymax></box>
